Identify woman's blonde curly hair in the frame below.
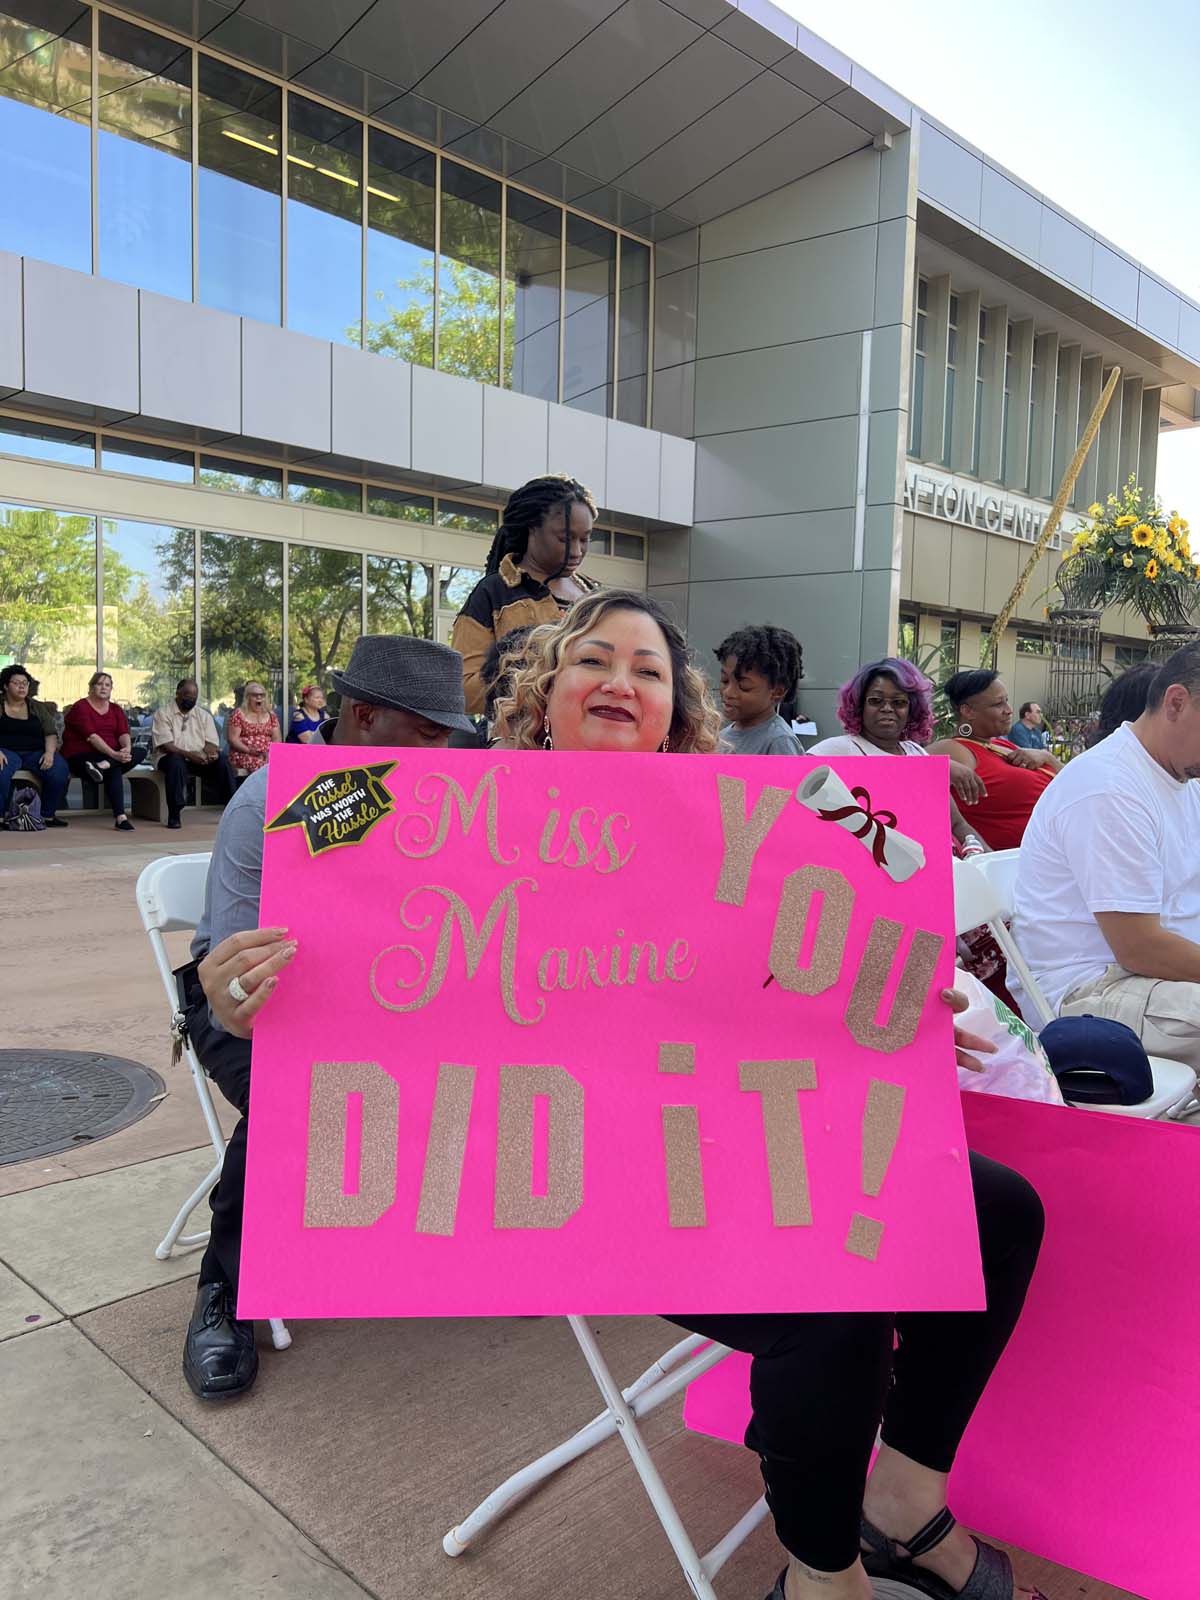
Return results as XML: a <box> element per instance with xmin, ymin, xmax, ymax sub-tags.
<box><xmin>497</xmin><ymin>589</ymin><xmax>722</xmax><ymax>754</ymax></box>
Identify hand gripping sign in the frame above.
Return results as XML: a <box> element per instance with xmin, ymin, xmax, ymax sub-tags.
<box><xmin>238</xmin><ymin>748</ymin><xmax>982</xmax><ymax>1320</ymax></box>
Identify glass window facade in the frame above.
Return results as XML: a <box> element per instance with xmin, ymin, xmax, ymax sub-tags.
<box><xmin>0</xmin><ymin>1</ymin><xmax>92</xmax><ymax>272</ymax></box>
<box><xmin>367</xmin><ymin>554</ymin><xmax>433</xmax><ymax>638</ymax></box>
<box><xmin>0</xmin><ymin>415</ymin><xmax>95</xmax><ymax>466</ymax></box>
<box><xmin>287</xmin><ymin>543</ymin><xmax>361</xmax><ymax>710</ymax></box>
<box><xmin>563</xmin><ymin>215</ymin><xmax>615</xmax><ymax>415</ymax></box>
<box><xmin>287</xmin><ymin>472</ymin><xmax>362</xmax><ymax>511</ymax></box>
<box><xmin>102</xmin><ymin>438</ymin><xmax>195</xmax><ymax>482</ymax></box>
<box><xmin>198</xmin><ymin>454</ymin><xmax>283</xmax><ymax>497</ymax></box>
<box><xmin>942</xmin><ymin>293</ymin><xmax>957</xmax><ymax>467</ymax></box>
<box><xmin>367</xmin><ymin>486</ymin><xmax>433</xmax><ymax>522</ymax></box>
<box><xmin>0</xmin><ymin>5</ymin><xmax>652</xmax><ymax>422</ymax></box>
<box><xmin>436</xmin><ymin>498</ymin><xmax>498</xmax><ymax>535</ymax></box>
<box><xmin>0</xmin><ymin>500</ymin><xmax>98</xmax><ymax>703</ymax></box>
<box><xmin>199</xmin><ymin>529</ymin><xmax>283</xmax><ymax>717</ymax></box>
<box><xmin>198</xmin><ymin>55</ymin><xmax>281</xmax><ymax>323</ymax></box>
<box><xmin>909</xmin><ymin>277</ymin><xmax>927</xmax><ymax>455</ymax></box>
<box><xmin>287</xmin><ymin>94</ymin><xmax>361</xmax><ymax>345</ymax></box>
<box><xmin>102</xmin><ymin>516</ymin><xmax>194</xmax><ymax>710</ymax></box>
<box><xmin>97</xmin><ymin>13</ymin><xmax>191</xmax><ymax>299</ymax></box>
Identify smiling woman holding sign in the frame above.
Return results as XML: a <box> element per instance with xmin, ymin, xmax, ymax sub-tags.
<box><xmin>211</xmin><ymin>591</ymin><xmax>1046</xmax><ymax>1600</ymax></box>
<box><xmin>495</xmin><ymin>592</ymin><xmax>1047</xmax><ymax>1600</ymax></box>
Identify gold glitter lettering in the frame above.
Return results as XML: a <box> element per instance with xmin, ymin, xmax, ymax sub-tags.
<box><xmin>714</xmin><ymin>775</ymin><xmax>790</xmax><ymax>905</ymax></box>
<box><xmin>738</xmin><ymin>1059</ymin><xmax>817</xmax><ymax>1226</ymax></box>
<box><xmin>303</xmin><ymin>1061</ymin><xmax>397</xmax><ymax>1229</ymax></box>
<box><xmin>769</xmin><ymin>865</ymin><xmax>854</xmax><ymax>994</ymax></box>
<box><xmin>414</xmin><ymin>1063</ymin><xmax>477</xmax><ymax>1236</ymax></box>
<box><xmin>493</xmin><ymin>1064</ymin><xmax>584</xmax><ymax>1229</ymax></box>
<box><xmin>393</xmin><ymin>768</ymin><xmax>518</xmax><ymax>865</ymax></box>
<box><xmin>369</xmin><ymin>877</ymin><xmax>543</xmax><ymax>1026</ymax></box>
<box><xmin>658</xmin><ymin>1042</ymin><xmax>696</xmax><ymax>1075</ymax></box>
<box><xmin>845</xmin><ymin>920</ymin><xmax>944</xmax><ymax>1052</ymax></box>
<box><xmin>660</xmin><ymin>1105</ymin><xmax>707</xmax><ymax>1227</ymax></box>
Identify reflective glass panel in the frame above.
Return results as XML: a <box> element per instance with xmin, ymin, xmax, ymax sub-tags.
<box><xmin>612</xmin><ymin>530</ymin><xmax>644</xmax><ymax>561</ymax></box>
<box><xmin>616</xmin><ymin>239</ymin><xmax>650</xmax><ymax>425</ymax></box>
<box><xmin>504</xmin><ymin>189</ymin><xmax>560</xmax><ymax>401</ymax></box>
<box><xmin>588</xmin><ymin>528</ymin><xmax>611</xmax><ymax>556</ymax></box>
<box><xmin>0</xmin><ymin>416</ymin><xmax>95</xmax><ymax>465</ymax></box>
<box><xmin>199</xmin><ymin>530</ymin><xmax>284</xmax><ymax>720</ymax></box>
<box><xmin>287</xmin><ymin>544</ymin><xmax>361</xmax><ymax>709</ymax></box>
<box><xmin>366</xmin><ymin>486</ymin><xmax>433</xmax><ymax>522</ymax></box>
<box><xmin>287</xmin><ymin>93</ymin><xmax>362</xmax><ymax>346</ymax></box>
<box><xmin>101</xmin><ymin>516</ymin><xmax>195</xmax><ymax>714</ymax></box>
<box><xmin>563</xmin><ymin>215</ymin><xmax>615</xmax><ymax>415</ymax></box>
<box><xmin>365</xmin><ymin>130</ymin><xmax>435</xmax><ymax>363</ymax></box>
<box><xmin>286</xmin><ymin>472</ymin><xmax>361</xmax><ymax>511</ymax></box>
<box><xmin>198</xmin><ymin>454</ymin><xmax>283</xmax><ymax>497</ymax></box>
<box><xmin>367</xmin><ymin>554</ymin><xmax>433</xmax><ymax>639</ymax></box>
<box><xmin>0</xmin><ymin>500</ymin><xmax>97</xmax><ymax>706</ymax></box>
<box><xmin>438</xmin><ymin>160</ymin><xmax>501</xmax><ymax>384</ymax></box>
<box><xmin>102</xmin><ymin>438</ymin><xmax>195</xmax><ymax>482</ymax></box>
<box><xmin>439</xmin><ymin>563</ymin><xmax>482</xmax><ymax>612</ymax></box>
<box><xmin>0</xmin><ymin>1</ymin><xmax>91</xmax><ymax>271</ymax></box>
<box><xmin>437</xmin><ymin>499</ymin><xmax>498</xmax><ymax>535</ymax></box>
<box><xmin>198</xmin><ymin>57</ymin><xmax>281</xmax><ymax>322</ymax></box>
<box><xmin>97</xmin><ymin>14</ymin><xmax>191</xmax><ymax>299</ymax></box>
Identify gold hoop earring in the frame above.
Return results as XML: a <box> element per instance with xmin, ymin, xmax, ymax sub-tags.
<box><xmin>543</xmin><ymin>716</ymin><xmax>553</xmax><ymax>752</ymax></box>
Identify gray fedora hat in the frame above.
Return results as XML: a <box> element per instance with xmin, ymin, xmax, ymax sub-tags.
<box><xmin>330</xmin><ymin>635</ymin><xmax>475</xmax><ymax>733</ymax></box>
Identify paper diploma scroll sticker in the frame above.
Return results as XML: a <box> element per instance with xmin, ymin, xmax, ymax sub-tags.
<box><xmin>796</xmin><ymin>766</ymin><xmax>926</xmax><ymax>884</ymax></box>
<box><xmin>265</xmin><ymin>761</ymin><xmax>398</xmax><ymax>856</ymax></box>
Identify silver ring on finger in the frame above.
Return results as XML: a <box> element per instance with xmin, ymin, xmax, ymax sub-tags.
<box><xmin>227</xmin><ymin>975</ymin><xmax>250</xmax><ymax>1003</ymax></box>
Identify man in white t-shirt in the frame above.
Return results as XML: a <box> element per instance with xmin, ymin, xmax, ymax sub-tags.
<box><xmin>1012</xmin><ymin>644</ymin><xmax>1200</xmax><ymax>1068</ymax></box>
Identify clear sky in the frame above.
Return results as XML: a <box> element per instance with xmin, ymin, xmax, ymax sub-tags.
<box><xmin>779</xmin><ymin>0</ymin><xmax>1200</xmax><ymax>512</ymax></box>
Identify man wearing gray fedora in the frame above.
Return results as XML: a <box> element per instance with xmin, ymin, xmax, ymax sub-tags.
<box><xmin>180</xmin><ymin>635</ymin><xmax>475</xmax><ymax>1401</ymax></box>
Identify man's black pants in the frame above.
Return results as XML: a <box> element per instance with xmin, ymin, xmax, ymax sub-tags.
<box><xmin>158</xmin><ymin>751</ymin><xmax>236</xmax><ymax>818</ymax></box>
<box><xmin>185</xmin><ymin>988</ymin><xmax>251</xmax><ymax>1292</ymax></box>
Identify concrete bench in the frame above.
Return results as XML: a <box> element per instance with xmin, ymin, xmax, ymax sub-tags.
<box><xmin>128</xmin><ymin>763</ymin><xmax>200</xmax><ymax>824</ymax></box>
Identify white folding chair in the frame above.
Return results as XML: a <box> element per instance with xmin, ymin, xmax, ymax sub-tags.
<box><xmin>444</xmin><ymin>1319</ymin><xmax>767</xmax><ymax>1596</ymax></box>
<box><xmin>136</xmin><ymin>853</ymin><xmax>291</xmax><ymax>1351</ymax></box>
<box><xmin>952</xmin><ymin>853</ymin><xmax>1198</xmax><ymax>1119</ymax></box>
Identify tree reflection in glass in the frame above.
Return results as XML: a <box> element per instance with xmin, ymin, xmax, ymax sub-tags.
<box><xmin>367</xmin><ymin>556</ymin><xmax>433</xmax><ymax>639</ymax></box>
<box><xmin>287</xmin><ymin>545</ymin><xmax>362</xmax><ymax>713</ymax></box>
<box><xmin>0</xmin><ymin>503</ymin><xmax>98</xmax><ymax>707</ymax></box>
<box><xmin>103</xmin><ymin>518</ymin><xmax>195</xmax><ymax>713</ymax></box>
<box><xmin>198</xmin><ymin>531</ymin><xmax>283</xmax><ymax>719</ymax></box>
<box><xmin>363</xmin><ymin>130</ymin><xmax>436</xmax><ymax>362</ymax></box>
<box><xmin>438</xmin><ymin>160</ymin><xmax>502</xmax><ymax>384</ymax></box>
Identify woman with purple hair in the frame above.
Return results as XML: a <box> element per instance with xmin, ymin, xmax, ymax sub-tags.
<box><xmin>810</xmin><ymin>657</ymin><xmax>985</xmax><ymax>850</ymax></box>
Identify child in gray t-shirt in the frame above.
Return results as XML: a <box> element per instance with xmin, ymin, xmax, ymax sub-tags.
<box><xmin>715</xmin><ymin>624</ymin><xmax>805</xmax><ymax>755</ymax></box>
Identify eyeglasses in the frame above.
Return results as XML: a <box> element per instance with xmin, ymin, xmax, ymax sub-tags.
<box><xmin>864</xmin><ymin>695</ymin><xmax>909</xmax><ymax>712</ymax></box>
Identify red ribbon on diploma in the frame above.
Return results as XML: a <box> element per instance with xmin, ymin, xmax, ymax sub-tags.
<box><xmin>817</xmin><ymin>787</ymin><xmax>896</xmax><ymax>869</ymax></box>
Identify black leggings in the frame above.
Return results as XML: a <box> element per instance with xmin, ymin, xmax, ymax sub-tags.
<box><xmin>67</xmin><ymin>752</ymin><xmax>134</xmax><ymax>817</ymax></box>
<box><xmin>666</xmin><ymin>1152</ymin><xmax>1044</xmax><ymax>1573</ymax></box>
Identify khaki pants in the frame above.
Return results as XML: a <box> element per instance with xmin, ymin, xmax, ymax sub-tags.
<box><xmin>1061</xmin><ymin>964</ymin><xmax>1200</xmax><ymax>1073</ymax></box>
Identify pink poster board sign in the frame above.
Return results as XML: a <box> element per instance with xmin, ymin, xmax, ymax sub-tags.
<box><xmin>239</xmin><ymin>746</ymin><xmax>982</xmax><ymax>1320</ymax></box>
<box><xmin>683</xmin><ymin>1094</ymin><xmax>1200</xmax><ymax>1600</ymax></box>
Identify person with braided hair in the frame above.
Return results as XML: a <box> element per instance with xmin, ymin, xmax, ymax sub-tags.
<box><xmin>715</xmin><ymin>623</ymin><xmax>806</xmax><ymax>754</ymax></box>
<box><xmin>450</xmin><ymin>473</ymin><xmax>599</xmax><ymax>713</ymax></box>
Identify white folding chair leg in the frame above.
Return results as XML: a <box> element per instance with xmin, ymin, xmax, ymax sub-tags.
<box><xmin>268</xmin><ymin>1318</ymin><xmax>292</xmax><ymax>1350</ymax></box>
<box><xmin>444</xmin><ymin>1333</ymin><xmax>718</xmax><ymax>1556</ymax></box>
<box><xmin>567</xmin><ymin>1316</ymin><xmax>720</xmax><ymax>1600</ymax></box>
<box><xmin>155</xmin><ymin>1154</ymin><xmax>223</xmax><ymax>1259</ymax></box>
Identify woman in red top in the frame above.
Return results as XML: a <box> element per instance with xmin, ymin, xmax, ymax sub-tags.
<box><xmin>63</xmin><ymin>672</ymin><xmax>135</xmax><ymax>830</ymax></box>
<box><xmin>226</xmin><ymin>682</ymin><xmax>281</xmax><ymax>777</ymax></box>
<box><xmin>929</xmin><ymin>669</ymin><xmax>1060</xmax><ymax>849</ymax></box>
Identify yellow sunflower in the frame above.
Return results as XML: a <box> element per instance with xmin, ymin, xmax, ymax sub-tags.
<box><xmin>1131</xmin><ymin>523</ymin><xmax>1154</xmax><ymax>546</ymax></box>
<box><xmin>1116</xmin><ymin>514</ymin><xmax>1137</xmax><ymax>528</ymax></box>
<box><xmin>1145</xmin><ymin>558</ymin><xmax>1159</xmax><ymax>580</ymax></box>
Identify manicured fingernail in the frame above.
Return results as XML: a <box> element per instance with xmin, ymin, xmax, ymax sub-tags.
<box><xmin>283</xmin><ymin>942</ymin><xmax>298</xmax><ymax>958</ymax></box>
<box><xmin>264</xmin><ymin>977</ymin><xmax>278</xmax><ymax>992</ymax></box>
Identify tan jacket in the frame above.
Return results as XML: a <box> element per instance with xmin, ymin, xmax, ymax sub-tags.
<box><xmin>151</xmin><ymin>702</ymin><xmax>219</xmax><ymax>756</ymax></box>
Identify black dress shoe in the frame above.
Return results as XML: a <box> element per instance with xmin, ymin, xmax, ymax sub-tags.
<box><xmin>167</xmin><ymin>815</ymin><xmax>182</xmax><ymax>829</ymax></box>
<box><xmin>43</xmin><ymin>815</ymin><xmax>68</xmax><ymax>827</ymax></box>
<box><xmin>183</xmin><ymin>1280</ymin><xmax>258</xmax><ymax>1400</ymax></box>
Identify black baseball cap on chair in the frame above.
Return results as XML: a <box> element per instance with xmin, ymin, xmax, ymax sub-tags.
<box><xmin>1039</xmin><ymin>1015</ymin><xmax>1154</xmax><ymax>1106</ymax></box>
<box><xmin>330</xmin><ymin>635</ymin><xmax>475</xmax><ymax>734</ymax></box>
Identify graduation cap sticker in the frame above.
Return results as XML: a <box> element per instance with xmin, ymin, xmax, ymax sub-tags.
<box><xmin>265</xmin><ymin>762</ymin><xmax>398</xmax><ymax>856</ymax></box>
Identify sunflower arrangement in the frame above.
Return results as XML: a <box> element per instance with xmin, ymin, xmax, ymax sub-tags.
<box><xmin>1060</xmin><ymin>475</ymin><xmax>1198</xmax><ymax>628</ymax></box>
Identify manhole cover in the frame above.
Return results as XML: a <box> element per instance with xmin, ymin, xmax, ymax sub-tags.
<box><xmin>0</xmin><ymin>1050</ymin><xmax>166</xmax><ymax>1166</ymax></box>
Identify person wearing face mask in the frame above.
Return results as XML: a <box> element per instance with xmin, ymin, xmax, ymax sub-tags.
<box><xmin>150</xmin><ymin>678</ymin><xmax>237</xmax><ymax>829</ymax></box>
<box><xmin>928</xmin><ymin>670</ymin><xmax>1060</xmax><ymax>850</ymax></box>
<box><xmin>450</xmin><ymin>474</ymin><xmax>599</xmax><ymax>715</ymax></box>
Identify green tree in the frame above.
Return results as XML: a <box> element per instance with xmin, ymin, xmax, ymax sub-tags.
<box><xmin>360</xmin><ymin>258</ymin><xmax>510</xmax><ymax>386</ymax></box>
<box><xmin>0</xmin><ymin>505</ymin><xmax>98</xmax><ymax>663</ymax></box>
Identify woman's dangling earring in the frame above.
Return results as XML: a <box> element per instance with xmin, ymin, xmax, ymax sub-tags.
<box><xmin>543</xmin><ymin>716</ymin><xmax>553</xmax><ymax>752</ymax></box>
<box><xmin>956</xmin><ymin>721</ymin><xmax>974</xmax><ymax>738</ymax></box>
<box><xmin>660</xmin><ymin>735</ymin><xmax>670</xmax><ymax>753</ymax></box>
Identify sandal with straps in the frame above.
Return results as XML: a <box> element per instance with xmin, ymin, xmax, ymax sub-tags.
<box><xmin>861</xmin><ymin>1508</ymin><xmax>1046</xmax><ymax>1599</ymax></box>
